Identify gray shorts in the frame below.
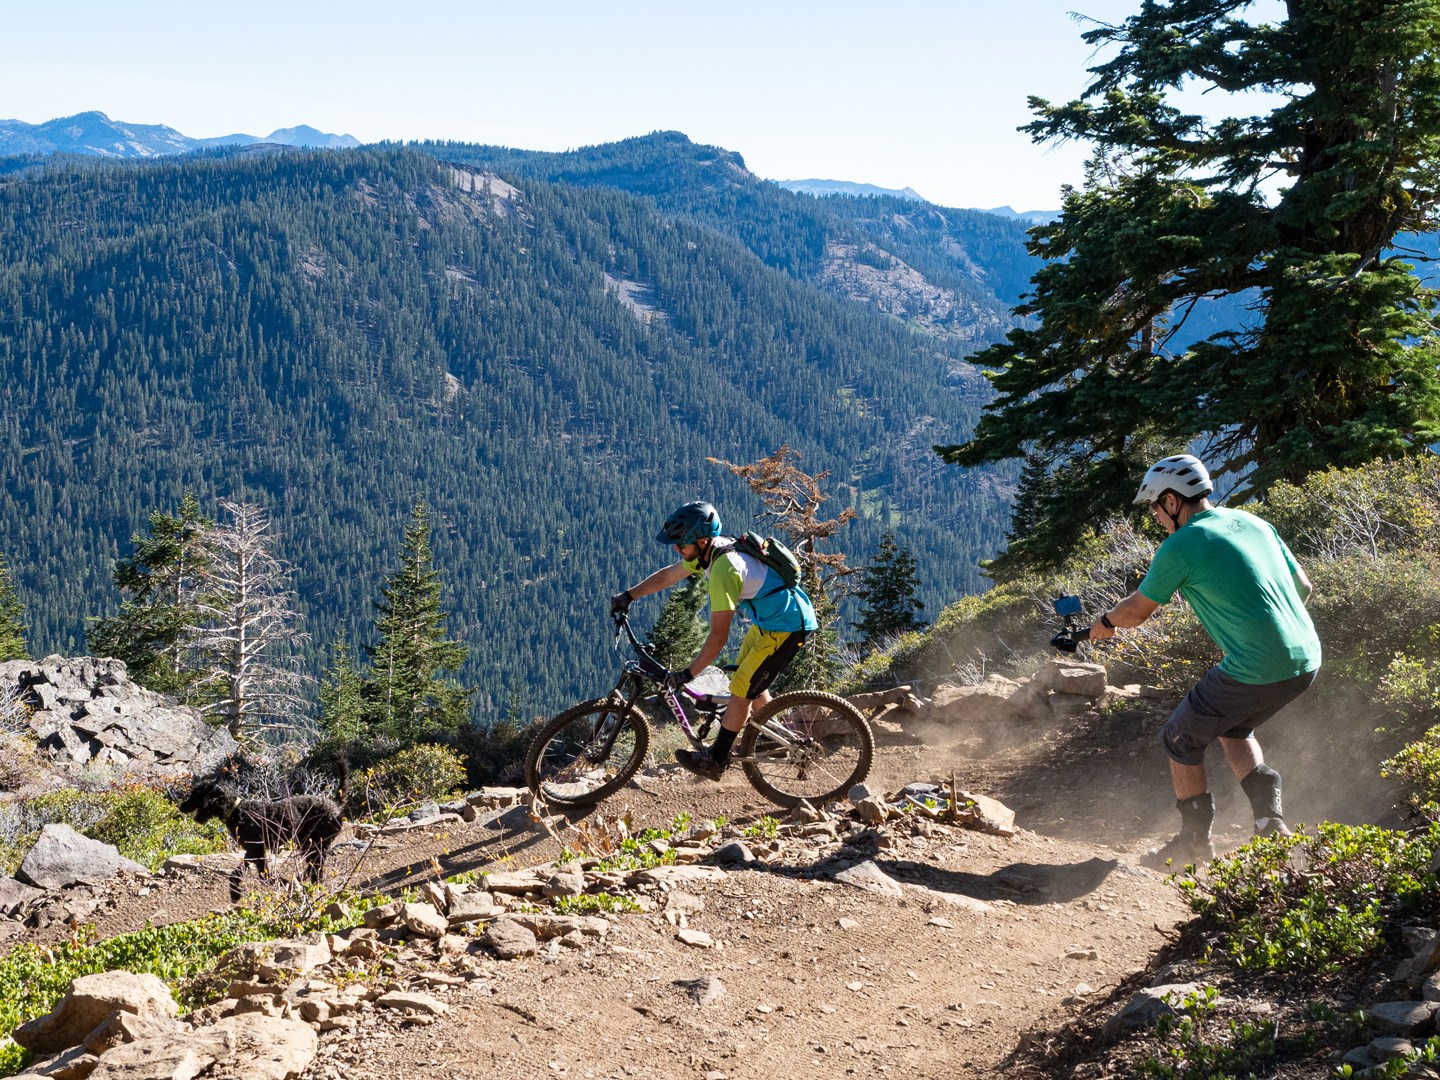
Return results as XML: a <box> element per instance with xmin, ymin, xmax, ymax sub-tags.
<box><xmin>1160</xmin><ymin>666</ymin><xmax>1317</xmax><ymax>766</ymax></box>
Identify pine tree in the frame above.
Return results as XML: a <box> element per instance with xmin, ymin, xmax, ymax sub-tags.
<box><xmin>939</xmin><ymin>0</ymin><xmax>1440</xmax><ymax>565</ymax></box>
<box><xmin>0</xmin><ymin>552</ymin><xmax>28</xmax><ymax>662</ymax></box>
<box><xmin>365</xmin><ymin>498</ymin><xmax>473</xmax><ymax>743</ymax></box>
<box><xmin>88</xmin><ymin>494</ymin><xmax>213</xmax><ymax>699</ymax></box>
<box><xmin>648</xmin><ymin>574</ymin><xmax>709</xmax><ymax>671</ymax></box>
<box><xmin>317</xmin><ymin>638</ymin><xmax>367</xmax><ymax>750</ymax></box>
<box><xmin>852</xmin><ymin>533</ymin><xmax>926</xmax><ymax>647</ymax></box>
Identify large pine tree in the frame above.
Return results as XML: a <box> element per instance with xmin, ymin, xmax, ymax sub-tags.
<box><xmin>940</xmin><ymin>0</ymin><xmax>1440</xmax><ymax>565</ymax></box>
<box><xmin>87</xmin><ymin>494</ymin><xmax>213</xmax><ymax>698</ymax></box>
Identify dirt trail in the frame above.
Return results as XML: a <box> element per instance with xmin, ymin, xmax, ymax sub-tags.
<box><xmin>4</xmin><ymin>719</ymin><xmax>1222</xmax><ymax>1080</ymax></box>
<box><xmin>8</xmin><ymin>686</ymin><xmax>1388</xmax><ymax>1079</ymax></box>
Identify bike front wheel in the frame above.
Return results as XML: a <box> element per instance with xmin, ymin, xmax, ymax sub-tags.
<box><xmin>737</xmin><ymin>690</ymin><xmax>874</xmax><ymax>809</ymax></box>
<box><xmin>524</xmin><ymin>697</ymin><xmax>652</xmax><ymax>809</ymax></box>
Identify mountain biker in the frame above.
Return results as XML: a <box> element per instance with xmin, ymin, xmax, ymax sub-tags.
<box><xmin>610</xmin><ymin>501</ymin><xmax>818</xmax><ymax>780</ymax></box>
<box><xmin>1086</xmin><ymin>454</ymin><xmax>1321</xmax><ymax>870</ymax></box>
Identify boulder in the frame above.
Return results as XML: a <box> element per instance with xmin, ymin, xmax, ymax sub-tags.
<box><xmin>16</xmin><ymin>826</ymin><xmax>150</xmax><ymax>890</ymax></box>
<box><xmin>924</xmin><ymin>676</ymin><xmax>1033</xmax><ymax>727</ymax></box>
<box><xmin>832</xmin><ymin>860</ymin><xmax>905</xmax><ymax>898</ymax></box>
<box><xmin>400</xmin><ymin>903</ymin><xmax>448</xmax><ymax>940</ymax></box>
<box><xmin>0</xmin><ymin>876</ymin><xmax>46</xmax><ymax>916</ymax></box>
<box><xmin>1031</xmin><ymin>659</ymin><xmax>1109</xmax><ymax>699</ymax></box>
<box><xmin>542</xmin><ymin>866</ymin><xmax>586</xmax><ymax>899</ymax></box>
<box><xmin>952</xmin><ymin>791</ymin><xmax>1018</xmax><ymax>836</ymax></box>
<box><xmin>13</xmin><ymin>971</ymin><xmax>178</xmax><ymax>1055</ymax></box>
<box><xmin>1107</xmin><ymin>983</ymin><xmax>1206</xmax><ymax>1034</ymax></box>
<box><xmin>0</xmin><ymin>657</ymin><xmax>238</xmax><ymax>779</ymax></box>
<box><xmin>483</xmin><ymin>918</ymin><xmax>537</xmax><ymax>960</ymax></box>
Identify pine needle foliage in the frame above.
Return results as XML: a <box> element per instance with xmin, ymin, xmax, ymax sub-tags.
<box><xmin>941</xmin><ymin>0</ymin><xmax>1440</xmax><ymax>566</ymax></box>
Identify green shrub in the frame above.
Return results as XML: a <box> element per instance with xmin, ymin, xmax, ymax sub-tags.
<box><xmin>0</xmin><ymin>784</ymin><xmax>229</xmax><ymax>875</ymax></box>
<box><xmin>1380</xmin><ymin>719</ymin><xmax>1440</xmax><ymax>821</ymax></box>
<box><xmin>1262</xmin><ymin>456</ymin><xmax>1440</xmax><ymax>561</ymax></box>
<box><xmin>1176</xmin><ymin>823</ymin><xmax>1440</xmax><ymax>973</ymax></box>
<box><xmin>554</xmin><ymin>892</ymin><xmax>642</xmax><ymax>915</ymax></box>
<box><xmin>358</xmin><ymin>743</ymin><xmax>467</xmax><ymax>813</ymax></box>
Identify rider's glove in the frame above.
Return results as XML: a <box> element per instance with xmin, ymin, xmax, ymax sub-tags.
<box><xmin>663</xmin><ymin>668</ymin><xmax>692</xmax><ymax>690</ymax></box>
<box><xmin>609</xmin><ymin>590</ymin><xmax>633</xmax><ymax>615</ymax></box>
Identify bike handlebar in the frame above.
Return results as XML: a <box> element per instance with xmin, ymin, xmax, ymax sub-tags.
<box><xmin>611</xmin><ymin>610</ymin><xmax>670</xmax><ymax>681</ymax></box>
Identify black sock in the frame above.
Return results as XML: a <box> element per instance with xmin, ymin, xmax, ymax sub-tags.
<box><xmin>711</xmin><ymin>727</ymin><xmax>739</xmax><ymax>762</ymax></box>
<box><xmin>1176</xmin><ymin>793</ymin><xmax>1215</xmax><ymax>841</ymax></box>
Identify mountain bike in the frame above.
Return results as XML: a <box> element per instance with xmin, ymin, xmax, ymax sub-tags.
<box><xmin>524</xmin><ymin>611</ymin><xmax>874</xmax><ymax>810</ymax></box>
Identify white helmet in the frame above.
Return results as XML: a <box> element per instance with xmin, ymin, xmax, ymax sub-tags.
<box><xmin>1133</xmin><ymin>454</ymin><xmax>1214</xmax><ymax>505</ymax></box>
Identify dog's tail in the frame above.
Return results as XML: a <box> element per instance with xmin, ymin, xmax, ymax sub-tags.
<box><xmin>330</xmin><ymin>750</ymin><xmax>351</xmax><ymax>810</ymax></box>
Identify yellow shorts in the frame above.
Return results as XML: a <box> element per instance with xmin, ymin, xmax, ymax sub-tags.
<box><xmin>730</xmin><ymin>626</ymin><xmax>809</xmax><ymax>700</ymax></box>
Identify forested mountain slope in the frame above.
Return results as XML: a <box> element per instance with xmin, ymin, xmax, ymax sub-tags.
<box><xmin>0</xmin><ymin>145</ymin><xmax>1021</xmax><ymax>716</ymax></box>
<box><xmin>417</xmin><ymin>131</ymin><xmax>1040</xmax><ymax>346</ymax></box>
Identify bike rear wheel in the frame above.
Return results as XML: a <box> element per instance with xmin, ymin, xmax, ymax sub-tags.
<box><xmin>737</xmin><ymin>690</ymin><xmax>874</xmax><ymax>809</ymax></box>
<box><xmin>524</xmin><ymin>697</ymin><xmax>652</xmax><ymax>809</ymax></box>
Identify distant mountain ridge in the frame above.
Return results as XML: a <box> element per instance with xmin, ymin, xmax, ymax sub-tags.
<box><xmin>777</xmin><ymin>178</ymin><xmax>926</xmax><ymax>202</ymax></box>
<box><xmin>0</xmin><ymin>111</ymin><xmax>359</xmax><ymax>158</ymax></box>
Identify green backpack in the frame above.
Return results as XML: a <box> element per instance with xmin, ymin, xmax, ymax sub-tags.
<box><xmin>718</xmin><ymin>531</ymin><xmax>802</xmax><ymax>591</ymax></box>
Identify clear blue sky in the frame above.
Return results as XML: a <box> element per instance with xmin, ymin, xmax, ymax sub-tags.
<box><xmin>4</xmin><ymin>0</ymin><xmax>1180</xmax><ymax>210</ymax></box>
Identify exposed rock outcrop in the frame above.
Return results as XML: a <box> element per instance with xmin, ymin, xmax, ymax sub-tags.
<box><xmin>0</xmin><ymin>656</ymin><xmax>238</xmax><ymax>778</ymax></box>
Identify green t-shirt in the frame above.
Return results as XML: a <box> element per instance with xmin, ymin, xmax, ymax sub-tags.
<box><xmin>684</xmin><ymin>542</ymin><xmax>817</xmax><ymax>632</ymax></box>
<box><xmin>1138</xmin><ymin>507</ymin><xmax>1321</xmax><ymax>685</ymax></box>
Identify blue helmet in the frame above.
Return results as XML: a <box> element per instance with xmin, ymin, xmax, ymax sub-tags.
<box><xmin>656</xmin><ymin>501</ymin><xmax>721</xmax><ymax>546</ymax></box>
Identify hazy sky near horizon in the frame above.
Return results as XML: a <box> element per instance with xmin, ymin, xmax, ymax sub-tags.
<box><xmin>8</xmin><ymin>0</ymin><xmax>1197</xmax><ymax>210</ymax></box>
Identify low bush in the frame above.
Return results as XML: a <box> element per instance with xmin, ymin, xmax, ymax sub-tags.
<box><xmin>358</xmin><ymin>743</ymin><xmax>467</xmax><ymax>813</ymax></box>
<box><xmin>0</xmin><ymin>887</ymin><xmax>382</xmax><ymax>1077</ymax></box>
<box><xmin>0</xmin><ymin>784</ymin><xmax>229</xmax><ymax>875</ymax></box>
<box><xmin>1176</xmin><ymin>823</ymin><xmax>1440</xmax><ymax>973</ymax></box>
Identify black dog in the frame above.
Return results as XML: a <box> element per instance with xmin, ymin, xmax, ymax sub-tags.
<box><xmin>179</xmin><ymin>778</ymin><xmax>345</xmax><ymax>901</ymax></box>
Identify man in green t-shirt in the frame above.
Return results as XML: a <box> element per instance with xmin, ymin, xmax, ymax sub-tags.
<box><xmin>611</xmin><ymin>501</ymin><xmax>818</xmax><ymax>781</ymax></box>
<box><xmin>1087</xmin><ymin>455</ymin><xmax>1321</xmax><ymax>870</ymax></box>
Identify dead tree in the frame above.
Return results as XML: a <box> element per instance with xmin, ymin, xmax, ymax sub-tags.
<box><xmin>191</xmin><ymin>501</ymin><xmax>312</xmax><ymax>742</ymax></box>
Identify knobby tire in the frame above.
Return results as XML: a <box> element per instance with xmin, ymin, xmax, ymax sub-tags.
<box><xmin>737</xmin><ymin>690</ymin><xmax>874</xmax><ymax>809</ymax></box>
<box><xmin>524</xmin><ymin>697</ymin><xmax>651</xmax><ymax>809</ymax></box>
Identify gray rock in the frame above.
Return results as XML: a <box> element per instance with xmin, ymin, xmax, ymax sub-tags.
<box><xmin>952</xmin><ymin>791</ymin><xmax>1019</xmax><ymax>836</ymax></box>
<box><xmin>407</xmin><ymin>803</ymin><xmax>441</xmax><ymax>823</ymax></box>
<box><xmin>483</xmin><ymin>918</ymin><xmax>538</xmax><ymax>960</ymax></box>
<box><xmin>400</xmin><ymin>903</ymin><xmax>448</xmax><ymax>940</ymax></box>
<box><xmin>375</xmin><ymin>991</ymin><xmax>448</xmax><ymax>1017</ymax></box>
<box><xmin>710</xmin><ymin>841</ymin><xmax>755</xmax><ymax>866</ymax></box>
<box><xmin>1368</xmin><ymin>1036</ymin><xmax>1417</xmax><ymax>1060</ymax></box>
<box><xmin>198</xmin><ymin>1013</ymin><xmax>317</xmax><ymax>1080</ymax></box>
<box><xmin>0</xmin><ymin>876</ymin><xmax>45</xmax><ymax>915</ymax></box>
<box><xmin>17</xmin><ymin>1043</ymin><xmax>100</xmax><ymax>1080</ymax></box>
<box><xmin>17</xmin><ymin>825</ymin><xmax>150</xmax><ymax>890</ymax></box>
<box><xmin>675</xmin><ymin>976</ymin><xmax>726</xmax><ymax>1006</ymax></box>
<box><xmin>1365</xmin><ymin>1000</ymin><xmax>1439</xmax><ymax>1035</ymax></box>
<box><xmin>445</xmin><ymin>893</ymin><xmax>505</xmax><ymax>925</ymax></box>
<box><xmin>853</xmin><ymin>797</ymin><xmax>889</xmax><ymax>825</ymax></box>
<box><xmin>1106</xmin><ymin>983</ymin><xmax>1205</xmax><ymax>1035</ymax></box>
<box><xmin>847</xmin><ymin>783</ymin><xmax>875</xmax><ymax>804</ymax></box>
<box><xmin>832</xmin><ymin>860</ymin><xmax>905</xmax><ymax>897</ymax></box>
<box><xmin>542</xmin><ymin>866</ymin><xmax>586</xmax><ymax>898</ymax></box>
<box><xmin>1031</xmin><ymin>659</ymin><xmax>1108</xmax><ymax>698</ymax></box>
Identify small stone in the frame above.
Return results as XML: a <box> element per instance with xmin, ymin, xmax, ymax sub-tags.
<box><xmin>375</xmin><ymin>991</ymin><xmax>449</xmax><ymax>1017</ymax></box>
<box><xmin>677</xmin><ymin>928</ymin><xmax>715</xmax><ymax>949</ymax></box>
<box><xmin>483</xmin><ymin>918</ymin><xmax>538</xmax><ymax>960</ymax></box>
<box><xmin>401</xmin><ymin>902</ymin><xmax>448</xmax><ymax>940</ymax></box>
<box><xmin>675</xmin><ymin>976</ymin><xmax>726</xmax><ymax>1006</ymax></box>
<box><xmin>927</xmin><ymin>917</ymin><xmax>955</xmax><ymax>929</ymax></box>
<box><xmin>710</xmin><ymin>841</ymin><xmax>755</xmax><ymax>866</ymax></box>
<box><xmin>846</xmin><ymin>981</ymin><xmax>864</xmax><ymax>992</ymax></box>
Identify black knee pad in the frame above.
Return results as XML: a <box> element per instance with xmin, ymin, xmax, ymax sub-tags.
<box><xmin>1241</xmin><ymin>763</ymin><xmax>1283</xmax><ymax>819</ymax></box>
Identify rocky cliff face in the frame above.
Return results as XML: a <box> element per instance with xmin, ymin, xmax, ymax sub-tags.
<box><xmin>0</xmin><ymin>657</ymin><xmax>237</xmax><ymax>779</ymax></box>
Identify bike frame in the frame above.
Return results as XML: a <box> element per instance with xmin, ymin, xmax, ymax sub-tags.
<box><xmin>607</xmin><ymin>612</ymin><xmax>811</xmax><ymax>759</ymax></box>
